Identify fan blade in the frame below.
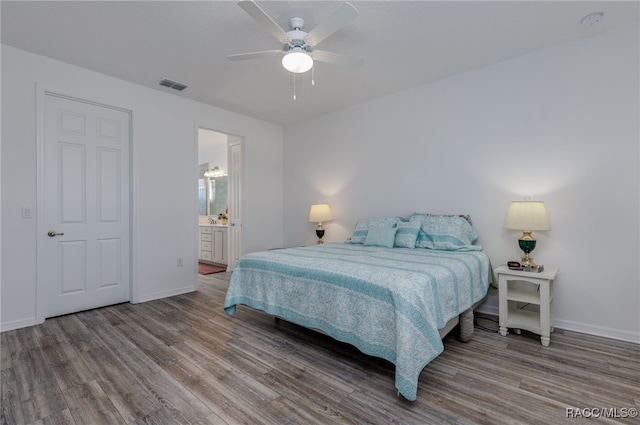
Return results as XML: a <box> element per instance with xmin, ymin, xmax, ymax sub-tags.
<box><xmin>313</xmin><ymin>50</ymin><xmax>363</xmax><ymax>69</ymax></box>
<box><xmin>306</xmin><ymin>2</ymin><xmax>358</xmax><ymax>46</ymax></box>
<box><xmin>238</xmin><ymin>1</ymin><xmax>289</xmax><ymax>42</ymax></box>
<box><xmin>227</xmin><ymin>50</ymin><xmax>282</xmax><ymax>61</ymax></box>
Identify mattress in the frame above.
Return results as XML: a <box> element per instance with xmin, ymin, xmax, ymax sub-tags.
<box><xmin>224</xmin><ymin>243</ymin><xmax>491</xmax><ymax>400</ymax></box>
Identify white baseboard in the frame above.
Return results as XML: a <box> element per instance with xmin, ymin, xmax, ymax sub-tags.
<box><xmin>0</xmin><ymin>316</ymin><xmax>38</xmax><ymax>333</ymax></box>
<box><xmin>474</xmin><ymin>304</ymin><xmax>639</xmax><ymax>344</ymax></box>
<box><xmin>133</xmin><ymin>285</ymin><xmax>196</xmax><ymax>304</ymax></box>
<box><xmin>0</xmin><ymin>285</ymin><xmax>195</xmax><ymax>332</ymax></box>
<box><xmin>553</xmin><ymin>318</ymin><xmax>640</xmax><ymax>344</ymax></box>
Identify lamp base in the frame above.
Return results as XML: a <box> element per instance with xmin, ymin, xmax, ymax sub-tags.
<box><xmin>315</xmin><ymin>224</ymin><xmax>325</xmax><ymax>244</ymax></box>
<box><xmin>520</xmin><ymin>253</ymin><xmax>538</xmax><ymax>269</ymax></box>
<box><xmin>518</xmin><ymin>231</ymin><xmax>538</xmax><ymax>268</ymax></box>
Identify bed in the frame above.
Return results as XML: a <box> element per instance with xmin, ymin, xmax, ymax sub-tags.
<box><xmin>223</xmin><ymin>214</ymin><xmax>492</xmax><ymax>400</ymax></box>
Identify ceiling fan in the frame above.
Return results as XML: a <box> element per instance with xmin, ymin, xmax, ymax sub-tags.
<box><xmin>227</xmin><ymin>1</ymin><xmax>364</xmax><ymax>74</ymax></box>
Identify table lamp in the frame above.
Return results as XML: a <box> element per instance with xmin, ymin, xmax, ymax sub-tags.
<box><xmin>503</xmin><ymin>200</ymin><xmax>551</xmax><ymax>268</ymax></box>
<box><xmin>308</xmin><ymin>203</ymin><xmax>333</xmax><ymax>244</ymax></box>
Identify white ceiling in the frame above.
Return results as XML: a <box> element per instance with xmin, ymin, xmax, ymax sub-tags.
<box><xmin>2</xmin><ymin>1</ymin><xmax>638</xmax><ymax>126</ymax></box>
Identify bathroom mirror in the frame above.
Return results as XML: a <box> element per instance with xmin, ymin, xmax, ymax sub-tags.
<box><xmin>198</xmin><ymin>163</ymin><xmax>228</xmax><ymax>217</ymax></box>
<box><xmin>209</xmin><ymin>176</ymin><xmax>228</xmax><ymax>216</ymax></box>
<box><xmin>198</xmin><ymin>128</ymin><xmax>228</xmax><ymax>219</ymax></box>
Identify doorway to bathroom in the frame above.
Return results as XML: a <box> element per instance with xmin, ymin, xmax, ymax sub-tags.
<box><xmin>197</xmin><ymin>127</ymin><xmax>243</xmax><ymax>272</ymax></box>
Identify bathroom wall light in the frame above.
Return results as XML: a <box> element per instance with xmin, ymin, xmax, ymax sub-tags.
<box><xmin>204</xmin><ymin>166</ymin><xmax>225</xmax><ymax>178</ymax></box>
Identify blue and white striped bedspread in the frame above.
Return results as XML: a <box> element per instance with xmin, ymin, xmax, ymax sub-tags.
<box><xmin>223</xmin><ymin>243</ymin><xmax>490</xmax><ymax>400</ymax></box>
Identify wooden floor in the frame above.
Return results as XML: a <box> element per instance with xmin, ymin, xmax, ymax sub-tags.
<box><xmin>2</xmin><ymin>273</ymin><xmax>638</xmax><ymax>425</ymax></box>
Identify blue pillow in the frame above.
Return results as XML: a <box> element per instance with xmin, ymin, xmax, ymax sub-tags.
<box><xmin>364</xmin><ymin>227</ymin><xmax>398</xmax><ymax>248</ymax></box>
<box><xmin>347</xmin><ymin>216</ymin><xmax>404</xmax><ymax>244</ymax></box>
<box><xmin>409</xmin><ymin>212</ymin><xmax>473</xmax><ymax>226</ymax></box>
<box><xmin>414</xmin><ymin>215</ymin><xmax>479</xmax><ymax>251</ymax></box>
<box><xmin>394</xmin><ymin>222</ymin><xmax>421</xmax><ymax>248</ymax></box>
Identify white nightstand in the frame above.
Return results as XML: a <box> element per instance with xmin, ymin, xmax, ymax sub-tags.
<box><xmin>495</xmin><ymin>265</ymin><xmax>559</xmax><ymax>347</ymax></box>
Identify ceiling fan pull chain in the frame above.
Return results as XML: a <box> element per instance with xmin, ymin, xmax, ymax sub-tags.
<box><xmin>312</xmin><ymin>65</ymin><xmax>315</xmax><ymax>86</ymax></box>
<box><xmin>293</xmin><ymin>74</ymin><xmax>297</xmax><ymax>100</ymax></box>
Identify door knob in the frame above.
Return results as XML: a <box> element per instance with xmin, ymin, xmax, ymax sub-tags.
<box><xmin>47</xmin><ymin>231</ymin><xmax>64</xmax><ymax>237</ymax></box>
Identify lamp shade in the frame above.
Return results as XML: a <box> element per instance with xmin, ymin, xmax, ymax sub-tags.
<box><xmin>503</xmin><ymin>201</ymin><xmax>551</xmax><ymax>231</ymax></box>
<box><xmin>282</xmin><ymin>49</ymin><xmax>313</xmax><ymax>73</ymax></box>
<box><xmin>309</xmin><ymin>203</ymin><xmax>333</xmax><ymax>223</ymax></box>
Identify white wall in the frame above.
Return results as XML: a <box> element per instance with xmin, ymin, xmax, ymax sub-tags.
<box><xmin>283</xmin><ymin>23</ymin><xmax>639</xmax><ymax>342</ymax></box>
<box><xmin>1</xmin><ymin>45</ymin><xmax>284</xmax><ymax>331</ymax></box>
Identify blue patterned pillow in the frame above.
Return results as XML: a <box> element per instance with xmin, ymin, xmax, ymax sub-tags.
<box><xmin>347</xmin><ymin>216</ymin><xmax>405</xmax><ymax>244</ymax></box>
<box><xmin>394</xmin><ymin>222</ymin><xmax>421</xmax><ymax>248</ymax></box>
<box><xmin>409</xmin><ymin>213</ymin><xmax>473</xmax><ymax>226</ymax></box>
<box><xmin>413</xmin><ymin>215</ymin><xmax>479</xmax><ymax>250</ymax></box>
<box><xmin>364</xmin><ymin>227</ymin><xmax>398</xmax><ymax>248</ymax></box>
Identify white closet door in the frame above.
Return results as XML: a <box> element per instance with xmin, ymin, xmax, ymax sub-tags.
<box><xmin>40</xmin><ymin>93</ymin><xmax>131</xmax><ymax>318</ymax></box>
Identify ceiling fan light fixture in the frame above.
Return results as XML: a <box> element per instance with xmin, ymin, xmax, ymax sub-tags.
<box><xmin>282</xmin><ymin>49</ymin><xmax>313</xmax><ymax>73</ymax></box>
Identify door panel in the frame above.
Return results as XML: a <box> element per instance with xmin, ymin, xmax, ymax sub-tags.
<box><xmin>98</xmin><ymin>238</ymin><xmax>121</xmax><ymax>288</ymax></box>
<box><xmin>59</xmin><ymin>142</ymin><xmax>86</xmax><ymax>223</ymax></box>
<box><xmin>59</xmin><ymin>241</ymin><xmax>86</xmax><ymax>294</ymax></box>
<box><xmin>227</xmin><ymin>140</ymin><xmax>243</xmax><ymax>271</ymax></box>
<box><xmin>41</xmin><ymin>93</ymin><xmax>130</xmax><ymax>318</ymax></box>
<box><xmin>97</xmin><ymin>147</ymin><xmax>121</xmax><ymax>222</ymax></box>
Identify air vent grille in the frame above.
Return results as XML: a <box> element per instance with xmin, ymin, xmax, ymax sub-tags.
<box><xmin>158</xmin><ymin>78</ymin><xmax>188</xmax><ymax>91</ymax></box>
